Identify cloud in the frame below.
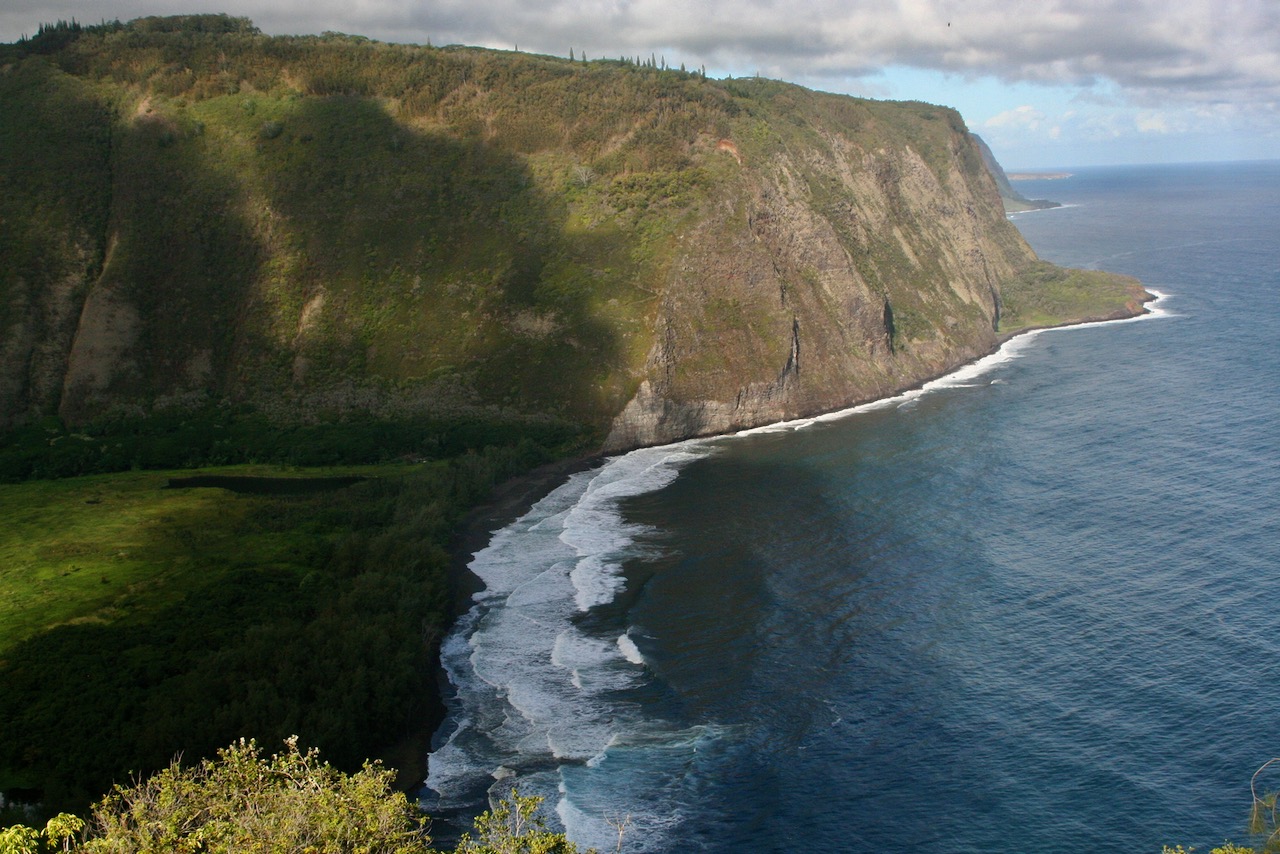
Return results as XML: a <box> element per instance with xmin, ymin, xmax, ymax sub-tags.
<box><xmin>3</xmin><ymin>0</ymin><xmax>1278</xmax><ymax>163</ymax></box>
<box><xmin>983</xmin><ymin>104</ymin><xmax>1061</xmax><ymax>145</ymax></box>
<box><xmin>5</xmin><ymin>0</ymin><xmax>1278</xmax><ymax>103</ymax></box>
<box><xmin>1135</xmin><ymin>112</ymin><xmax>1171</xmax><ymax>133</ymax></box>
<box><xmin>985</xmin><ymin>105</ymin><xmax>1048</xmax><ymax>131</ymax></box>
<box><xmin>388</xmin><ymin>0</ymin><xmax>1280</xmax><ymax>108</ymax></box>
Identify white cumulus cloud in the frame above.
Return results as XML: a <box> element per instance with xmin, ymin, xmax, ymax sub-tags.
<box><xmin>4</xmin><ymin>0</ymin><xmax>1279</xmax><ymax>163</ymax></box>
<box><xmin>985</xmin><ymin>105</ymin><xmax>1048</xmax><ymax>131</ymax></box>
<box><xmin>1135</xmin><ymin>112</ymin><xmax>1171</xmax><ymax>133</ymax></box>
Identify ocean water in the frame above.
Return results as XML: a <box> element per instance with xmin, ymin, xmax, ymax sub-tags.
<box><xmin>425</xmin><ymin>161</ymin><xmax>1280</xmax><ymax>852</ymax></box>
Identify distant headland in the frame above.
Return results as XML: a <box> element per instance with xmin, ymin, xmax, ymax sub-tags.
<box><xmin>968</xmin><ymin>135</ymin><xmax>1065</xmax><ymax>212</ymax></box>
<box><xmin>1008</xmin><ymin>171</ymin><xmax>1074</xmax><ymax>180</ymax></box>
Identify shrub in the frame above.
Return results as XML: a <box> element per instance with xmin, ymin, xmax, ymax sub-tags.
<box><xmin>0</xmin><ymin>740</ymin><xmax>588</xmax><ymax>854</ymax></box>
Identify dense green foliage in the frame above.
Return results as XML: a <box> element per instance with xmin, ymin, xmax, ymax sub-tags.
<box><xmin>998</xmin><ymin>261</ymin><xmax>1149</xmax><ymax>334</ymax></box>
<box><xmin>0</xmin><ymin>432</ymin><xmax>571</xmax><ymax>815</ymax></box>
<box><xmin>0</xmin><ymin>409</ymin><xmax>583</xmax><ymax>482</ymax></box>
<box><xmin>81</xmin><ymin>737</ymin><xmax>426</xmax><ymax>853</ymax></box>
<box><xmin>0</xmin><ymin>738</ymin><xmax>584</xmax><ymax>853</ymax></box>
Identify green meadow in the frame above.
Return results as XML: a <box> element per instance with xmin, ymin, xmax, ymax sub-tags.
<box><xmin>0</xmin><ymin>433</ymin><xmax>568</xmax><ymax>816</ymax></box>
<box><xmin>999</xmin><ymin>262</ymin><xmax>1150</xmax><ymax>334</ymax></box>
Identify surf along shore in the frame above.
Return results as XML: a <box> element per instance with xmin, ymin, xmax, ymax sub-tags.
<box><xmin>442</xmin><ymin>286</ymin><xmax>1161</xmax><ymax>636</ymax></box>
<box><xmin>427</xmin><ymin>287</ymin><xmax>1161</xmax><ymax>798</ymax></box>
<box><xmin>450</xmin><ymin>284</ymin><xmax>1159</xmax><ymax>564</ymax></box>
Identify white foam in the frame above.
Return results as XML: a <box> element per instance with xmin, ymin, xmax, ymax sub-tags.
<box><xmin>427</xmin><ymin>443</ymin><xmax>715</xmax><ymax>832</ymax></box>
<box><xmin>558</xmin><ymin>445</ymin><xmax>712</xmax><ymax>612</ymax></box>
<box><xmin>735</xmin><ymin>289</ymin><xmax>1173</xmax><ymax>439</ymax></box>
<box><xmin>1007</xmin><ymin>202</ymin><xmax>1080</xmax><ymax>219</ymax></box>
<box><xmin>555</xmin><ymin>722</ymin><xmax>735</xmax><ymax>853</ymax></box>
<box><xmin>428</xmin><ymin>291</ymin><xmax>1175</xmax><ymax>842</ymax></box>
<box><xmin>617</xmin><ymin>632</ymin><xmax>646</xmax><ymax>666</ymax></box>
<box><xmin>553</xmin><ymin>630</ymin><xmax>642</xmax><ymax>691</ymax></box>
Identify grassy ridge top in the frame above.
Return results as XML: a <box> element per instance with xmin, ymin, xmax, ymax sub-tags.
<box><xmin>1</xmin><ymin>15</ymin><xmax>1010</xmax><ymax>434</ymax></box>
<box><xmin>1000</xmin><ymin>262</ymin><xmax>1149</xmax><ymax>334</ymax></box>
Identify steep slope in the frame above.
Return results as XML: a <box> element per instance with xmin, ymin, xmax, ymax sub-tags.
<box><xmin>971</xmin><ymin>132</ymin><xmax>1061</xmax><ymax>213</ymax></box>
<box><xmin>0</xmin><ymin>17</ymin><xmax>1147</xmax><ymax>451</ymax></box>
<box><xmin>606</xmin><ymin>87</ymin><xmax>1034</xmax><ymax>449</ymax></box>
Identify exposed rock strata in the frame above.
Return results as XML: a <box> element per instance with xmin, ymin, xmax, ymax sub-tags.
<box><xmin>604</xmin><ymin>132</ymin><xmax>1031</xmax><ymax>451</ymax></box>
<box><xmin>1</xmin><ymin>34</ymin><xmax>1145</xmax><ymax>450</ymax></box>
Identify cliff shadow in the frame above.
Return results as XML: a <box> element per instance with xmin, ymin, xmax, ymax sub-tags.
<box><xmin>249</xmin><ymin>94</ymin><xmax>624</xmax><ymax>424</ymax></box>
<box><xmin>0</xmin><ymin>474</ymin><xmax>450</xmax><ymax>815</ymax></box>
<box><xmin>57</xmin><ymin>89</ymin><xmax>269</xmax><ymax>424</ymax></box>
<box><xmin>0</xmin><ymin>59</ymin><xmax>114</xmax><ymax>427</ymax></box>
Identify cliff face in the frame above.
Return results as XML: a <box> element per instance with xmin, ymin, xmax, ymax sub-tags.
<box><xmin>0</xmin><ymin>20</ymin><xmax>1143</xmax><ymax>451</ymax></box>
<box><xmin>971</xmin><ymin>132</ymin><xmax>1061</xmax><ymax>213</ymax></box>
<box><xmin>605</xmin><ymin>96</ymin><xmax>1028</xmax><ymax>450</ymax></box>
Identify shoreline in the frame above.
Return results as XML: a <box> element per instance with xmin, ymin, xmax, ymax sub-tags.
<box><xmin>441</xmin><ymin>285</ymin><xmax>1161</xmax><ymax>615</ymax></box>
<box><xmin>447</xmin><ymin>451</ymin><xmax>607</xmax><ymax>614</ymax></box>
<box><xmin>424</xmin><ymin>287</ymin><xmax>1162</xmax><ymax>783</ymax></box>
<box><xmin>412</xmin><ymin>451</ymin><xmax>606</xmax><ymax>786</ymax></box>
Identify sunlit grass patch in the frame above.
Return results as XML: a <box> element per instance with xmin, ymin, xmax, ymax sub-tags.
<box><xmin>0</xmin><ymin>464</ymin><xmax>390</xmax><ymax>655</ymax></box>
<box><xmin>1000</xmin><ymin>262</ymin><xmax>1149</xmax><ymax>334</ymax></box>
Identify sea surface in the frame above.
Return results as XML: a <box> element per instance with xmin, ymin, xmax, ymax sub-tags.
<box><xmin>424</xmin><ymin>161</ymin><xmax>1280</xmax><ymax>852</ymax></box>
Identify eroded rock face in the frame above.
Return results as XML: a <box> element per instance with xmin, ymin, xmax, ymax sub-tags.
<box><xmin>603</xmin><ymin>132</ymin><xmax>1027</xmax><ymax>452</ymax></box>
<box><xmin>5</xmin><ymin>39</ymin><xmax>1114</xmax><ymax>444</ymax></box>
<box><xmin>0</xmin><ymin>243</ymin><xmax>99</xmax><ymax>428</ymax></box>
<box><xmin>60</xmin><ymin>279</ymin><xmax>143</xmax><ymax>418</ymax></box>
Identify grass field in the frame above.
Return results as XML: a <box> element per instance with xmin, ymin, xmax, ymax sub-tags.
<box><xmin>0</xmin><ymin>442</ymin><xmax>553</xmax><ymax>816</ymax></box>
<box><xmin>0</xmin><ymin>464</ymin><xmax>388</xmax><ymax>655</ymax></box>
<box><xmin>1000</xmin><ymin>262</ymin><xmax>1151</xmax><ymax>334</ymax></box>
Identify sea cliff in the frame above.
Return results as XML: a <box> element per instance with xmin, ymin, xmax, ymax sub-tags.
<box><xmin>0</xmin><ymin>16</ymin><xmax>1153</xmax><ymax>817</ymax></box>
<box><xmin>1</xmin><ymin>16</ymin><xmax>1147</xmax><ymax>452</ymax></box>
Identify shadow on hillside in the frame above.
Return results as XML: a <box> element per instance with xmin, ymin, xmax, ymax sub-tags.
<box><xmin>253</xmin><ymin>94</ymin><xmax>623</xmax><ymax>420</ymax></box>
<box><xmin>57</xmin><ymin>92</ymin><xmax>268</xmax><ymax>423</ymax></box>
<box><xmin>0</xmin><ymin>60</ymin><xmax>115</xmax><ymax>427</ymax></box>
<box><xmin>0</xmin><ymin>475</ymin><xmax>451</xmax><ymax>815</ymax></box>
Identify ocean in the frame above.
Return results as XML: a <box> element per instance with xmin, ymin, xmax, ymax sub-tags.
<box><xmin>424</xmin><ymin>161</ymin><xmax>1280</xmax><ymax>852</ymax></box>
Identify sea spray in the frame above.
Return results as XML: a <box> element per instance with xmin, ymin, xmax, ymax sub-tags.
<box><xmin>426</xmin><ymin>443</ymin><xmax>718</xmax><ymax>850</ymax></box>
<box><xmin>425</xmin><ymin>292</ymin><xmax>1171</xmax><ymax>851</ymax></box>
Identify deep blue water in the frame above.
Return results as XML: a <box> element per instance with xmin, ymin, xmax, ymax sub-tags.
<box><xmin>426</xmin><ymin>161</ymin><xmax>1280</xmax><ymax>852</ymax></box>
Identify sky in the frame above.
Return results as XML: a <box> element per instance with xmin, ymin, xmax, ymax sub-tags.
<box><xmin>3</xmin><ymin>0</ymin><xmax>1278</xmax><ymax>168</ymax></box>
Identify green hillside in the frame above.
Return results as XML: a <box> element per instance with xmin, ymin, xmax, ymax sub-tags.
<box><xmin>3</xmin><ymin>16</ymin><xmax>740</xmax><ymax>433</ymax></box>
<box><xmin>0</xmin><ymin>15</ymin><xmax>1149</xmax><ymax>820</ymax></box>
<box><xmin>1</xmin><ymin>15</ymin><xmax>1146</xmax><ymax>446</ymax></box>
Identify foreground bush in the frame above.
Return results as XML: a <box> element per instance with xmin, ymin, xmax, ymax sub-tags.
<box><xmin>0</xmin><ymin>738</ymin><xmax>585</xmax><ymax>854</ymax></box>
<box><xmin>1162</xmin><ymin>759</ymin><xmax>1280</xmax><ymax>854</ymax></box>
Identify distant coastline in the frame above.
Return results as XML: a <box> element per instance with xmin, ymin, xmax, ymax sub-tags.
<box><xmin>1008</xmin><ymin>172</ymin><xmax>1074</xmax><ymax>180</ymax></box>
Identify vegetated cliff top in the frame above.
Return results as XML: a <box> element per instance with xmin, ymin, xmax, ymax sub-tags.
<box><xmin>0</xmin><ymin>15</ymin><xmax>1147</xmax><ymax>448</ymax></box>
